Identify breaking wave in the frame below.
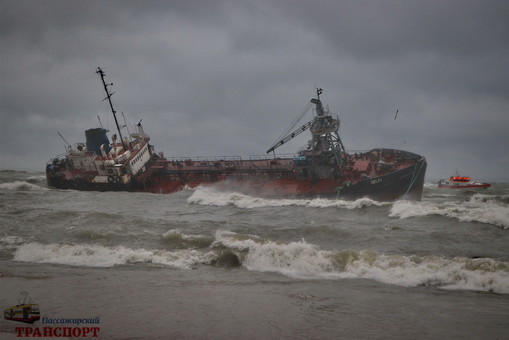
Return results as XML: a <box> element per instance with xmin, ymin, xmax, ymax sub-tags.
<box><xmin>187</xmin><ymin>186</ymin><xmax>388</xmax><ymax>209</ymax></box>
<box><xmin>389</xmin><ymin>194</ymin><xmax>509</xmax><ymax>229</ymax></box>
<box><xmin>161</xmin><ymin>229</ymin><xmax>214</xmax><ymax>249</ymax></box>
<box><xmin>0</xmin><ymin>180</ymin><xmax>48</xmax><ymax>191</ymax></box>
<box><xmin>213</xmin><ymin>231</ymin><xmax>509</xmax><ymax>294</ymax></box>
<box><xmin>11</xmin><ymin>230</ymin><xmax>509</xmax><ymax>294</ymax></box>
<box><xmin>26</xmin><ymin>175</ymin><xmax>46</xmax><ymax>183</ymax></box>
<box><xmin>13</xmin><ymin>242</ymin><xmax>216</xmax><ymax>269</ymax></box>
<box><xmin>424</xmin><ymin>182</ymin><xmax>438</xmax><ymax>189</ymax></box>
<box><xmin>0</xmin><ymin>235</ymin><xmax>27</xmax><ymax>250</ymax></box>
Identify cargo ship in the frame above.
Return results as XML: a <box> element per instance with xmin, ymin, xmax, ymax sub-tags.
<box><xmin>46</xmin><ymin>68</ymin><xmax>427</xmax><ymax>201</ymax></box>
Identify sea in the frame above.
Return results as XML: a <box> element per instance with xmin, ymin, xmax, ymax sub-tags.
<box><xmin>0</xmin><ymin>170</ymin><xmax>508</xmax><ymax>339</ymax></box>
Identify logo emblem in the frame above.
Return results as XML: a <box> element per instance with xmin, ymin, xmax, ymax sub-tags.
<box><xmin>4</xmin><ymin>291</ymin><xmax>40</xmax><ymax>324</ymax></box>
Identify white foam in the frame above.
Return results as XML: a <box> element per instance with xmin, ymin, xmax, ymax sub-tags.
<box><xmin>13</xmin><ymin>242</ymin><xmax>216</xmax><ymax>269</ymax></box>
<box><xmin>424</xmin><ymin>182</ymin><xmax>438</xmax><ymax>189</ymax></box>
<box><xmin>342</xmin><ymin>253</ymin><xmax>509</xmax><ymax>293</ymax></box>
<box><xmin>390</xmin><ymin>195</ymin><xmax>509</xmax><ymax>229</ymax></box>
<box><xmin>12</xmin><ymin>235</ymin><xmax>509</xmax><ymax>293</ymax></box>
<box><xmin>213</xmin><ymin>230</ymin><xmax>333</xmax><ymax>277</ymax></box>
<box><xmin>187</xmin><ymin>186</ymin><xmax>388</xmax><ymax>209</ymax></box>
<box><xmin>214</xmin><ymin>231</ymin><xmax>509</xmax><ymax>294</ymax></box>
<box><xmin>161</xmin><ymin>229</ymin><xmax>213</xmax><ymax>248</ymax></box>
<box><xmin>27</xmin><ymin>175</ymin><xmax>46</xmax><ymax>182</ymax></box>
<box><xmin>0</xmin><ymin>235</ymin><xmax>27</xmax><ymax>249</ymax></box>
<box><xmin>0</xmin><ymin>180</ymin><xmax>48</xmax><ymax>191</ymax></box>
<box><xmin>1</xmin><ymin>235</ymin><xmax>26</xmax><ymax>245</ymax></box>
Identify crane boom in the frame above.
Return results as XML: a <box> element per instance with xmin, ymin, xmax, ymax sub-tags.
<box><xmin>266</xmin><ymin>120</ymin><xmax>312</xmax><ymax>153</ymax></box>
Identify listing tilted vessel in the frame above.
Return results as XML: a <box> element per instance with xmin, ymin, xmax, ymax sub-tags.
<box><xmin>438</xmin><ymin>175</ymin><xmax>491</xmax><ymax>189</ymax></box>
<box><xmin>46</xmin><ymin>68</ymin><xmax>427</xmax><ymax>201</ymax></box>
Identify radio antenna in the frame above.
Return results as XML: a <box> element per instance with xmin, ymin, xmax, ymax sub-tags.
<box><xmin>96</xmin><ymin>67</ymin><xmax>127</xmax><ymax>150</ymax></box>
<box><xmin>57</xmin><ymin>132</ymin><xmax>71</xmax><ymax>146</ymax></box>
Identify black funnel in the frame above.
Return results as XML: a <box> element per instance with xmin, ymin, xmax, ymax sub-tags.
<box><xmin>85</xmin><ymin>128</ymin><xmax>111</xmax><ymax>155</ymax></box>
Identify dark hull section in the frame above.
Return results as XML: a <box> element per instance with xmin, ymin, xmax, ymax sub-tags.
<box><xmin>339</xmin><ymin>158</ymin><xmax>427</xmax><ymax>201</ymax></box>
<box><xmin>46</xmin><ymin>176</ymin><xmax>133</xmax><ymax>192</ymax></box>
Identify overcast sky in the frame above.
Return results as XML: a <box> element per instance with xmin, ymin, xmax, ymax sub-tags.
<box><xmin>1</xmin><ymin>0</ymin><xmax>508</xmax><ymax>181</ymax></box>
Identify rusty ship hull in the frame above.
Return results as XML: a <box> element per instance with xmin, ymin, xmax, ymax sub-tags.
<box><xmin>141</xmin><ymin>149</ymin><xmax>426</xmax><ymax>200</ymax></box>
<box><xmin>46</xmin><ymin>69</ymin><xmax>426</xmax><ymax>201</ymax></box>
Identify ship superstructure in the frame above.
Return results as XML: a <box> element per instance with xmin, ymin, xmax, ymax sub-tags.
<box><xmin>46</xmin><ymin>68</ymin><xmax>155</xmax><ymax>191</ymax></box>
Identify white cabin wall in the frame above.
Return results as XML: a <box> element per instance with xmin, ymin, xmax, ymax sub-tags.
<box><xmin>128</xmin><ymin>144</ymin><xmax>151</xmax><ymax>175</ymax></box>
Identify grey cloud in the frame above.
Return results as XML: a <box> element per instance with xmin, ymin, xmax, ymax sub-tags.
<box><xmin>1</xmin><ymin>0</ymin><xmax>508</xmax><ymax>181</ymax></box>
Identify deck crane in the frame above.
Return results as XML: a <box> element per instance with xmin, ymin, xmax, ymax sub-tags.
<box><xmin>266</xmin><ymin>120</ymin><xmax>313</xmax><ymax>154</ymax></box>
<box><xmin>266</xmin><ymin>88</ymin><xmax>345</xmax><ymax>160</ymax></box>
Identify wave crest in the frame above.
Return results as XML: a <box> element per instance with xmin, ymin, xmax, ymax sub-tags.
<box><xmin>213</xmin><ymin>231</ymin><xmax>509</xmax><ymax>294</ymax></box>
<box><xmin>0</xmin><ymin>180</ymin><xmax>47</xmax><ymax>191</ymax></box>
<box><xmin>13</xmin><ymin>242</ymin><xmax>216</xmax><ymax>269</ymax></box>
<box><xmin>161</xmin><ymin>229</ymin><xmax>214</xmax><ymax>248</ymax></box>
<box><xmin>187</xmin><ymin>186</ymin><xmax>388</xmax><ymax>209</ymax></box>
<box><xmin>11</xmin><ymin>230</ymin><xmax>509</xmax><ymax>294</ymax></box>
<box><xmin>389</xmin><ymin>194</ymin><xmax>509</xmax><ymax>229</ymax></box>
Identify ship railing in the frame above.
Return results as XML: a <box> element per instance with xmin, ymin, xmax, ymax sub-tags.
<box><xmin>46</xmin><ymin>153</ymin><xmax>67</xmax><ymax>164</ymax></box>
<box><xmin>346</xmin><ymin>149</ymin><xmax>370</xmax><ymax>154</ymax></box>
<box><xmin>249</xmin><ymin>153</ymin><xmax>296</xmax><ymax>161</ymax></box>
<box><xmin>166</xmin><ymin>155</ymin><xmax>243</xmax><ymax>162</ymax></box>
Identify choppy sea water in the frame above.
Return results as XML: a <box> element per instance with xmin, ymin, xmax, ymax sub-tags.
<box><xmin>0</xmin><ymin>170</ymin><xmax>508</xmax><ymax>339</ymax></box>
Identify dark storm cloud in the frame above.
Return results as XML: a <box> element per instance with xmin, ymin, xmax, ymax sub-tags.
<box><xmin>1</xmin><ymin>0</ymin><xmax>508</xmax><ymax>181</ymax></box>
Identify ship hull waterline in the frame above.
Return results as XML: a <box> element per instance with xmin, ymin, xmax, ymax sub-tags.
<box><xmin>437</xmin><ymin>184</ymin><xmax>490</xmax><ymax>189</ymax></box>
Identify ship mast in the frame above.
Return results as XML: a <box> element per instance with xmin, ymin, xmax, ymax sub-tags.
<box><xmin>96</xmin><ymin>67</ymin><xmax>127</xmax><ymax>150</ymax></box>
